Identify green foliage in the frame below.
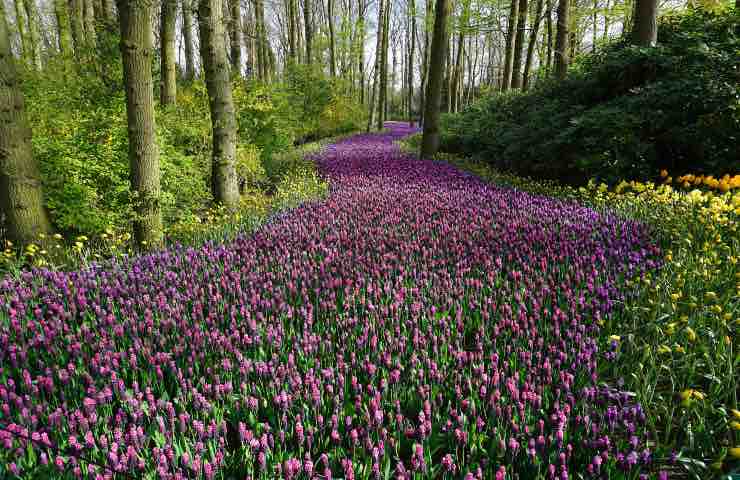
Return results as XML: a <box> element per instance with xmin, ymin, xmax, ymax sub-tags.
<box><xmin>441</xmin><ymin>7</ymin><xmax>740</xmax><ymax>184</ymax></box>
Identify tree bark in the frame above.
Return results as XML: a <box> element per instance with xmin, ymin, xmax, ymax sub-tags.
<box><xmin>407</xmin><ymin>0</ymin><xmax>416</xmax><ymax>124</ymax></box>
<box><xmin>632</xmin><ymin>0</ymin><xmax>657</xmax><ymax>47</ymax></box>
<box><xmin>116</xmin><ymin>0</ymin><xmax>162</xmax><ymax>248</ymax></box>
<box><xmin>545</xmin><ymin>0</ymin><xmax>552</xmax><ymax>74</ymax></box>
<box><xmin>84</xmin><ymin>0</ymin><xmax>96</xmax><ymax>46</ymax></box>
<box><xmin>230</xmin><ymin>0</ymin><xmax>242</xmax><ymax>72</ymax></box>
<box><xmin>23</xmin><ymin>0</ymin><xmax>42</xmax><ymax>68</ymax></box>
<box><xmin>70</xmin><ymin>0</ymin><xmax>86</xmax><ymax>55</ymax></box>
<box><xmin>0</xmin><ymin>1</ymin><xmax>52</xmax><ymax>244</ymax></box>
<box><xmin>522</xmin><ymin>0</ymin><xmax>543</xmax><ymax>90</ymax></box>
<box><xmin>511</xmin><ymin>0</ymin><xmax>527</xmax><ymax>89</ymax></box>
<box><xmin>13</xmin><ymin>0</ymin><xmax>31</xmax><ymax>64</ymax></box>
<box><xmin>198</xmin><ymin>0</ymin><xmax>239</xmax><ymax>208</ymax></box>
<box><xmin>357</xmin><ymin>0</ymin><xmax>365</xmax><ymax>102</ymax></box>
<box><xmin>304</xmin><ymin>0</ymin><xmax>312</xmax><ymax>62</ymax></box>
<box><xmin>553</xmin><ymin>0</ymin><xmax>569</xmax><ymax>79</ymax></box>
<box><xmin>451</xmin><ymin>31</ymin><xmax>463</xmax><ymax>112</ymax></box>
<box><xmin>327</xmin><ymin>0</ymin><xmax>336</xmax><ymax>75</ymax></box>
<box><xmin>376</xmin><ymin>0</ymin><xmax>389</xmax><ymax>129</ymax></box>
<box><xmin>183</xmin><ymin>0</ymin><xmax>196</xmax><ymax>80</ymax></box>
<box><xmin>160</xmin><ymin>0</ymin><xmax>177</xmax><ymax>104</ymax></box>
<box><xmin>101</xmin><ymin>0</ymin><xmax>114</xmax><ymax>23</ymax></box>
<box><xmin>501</xmin><ymin>0</ymin><xmax>518</xmax><ymax>90</ymax></box>
<box><xmin>367</xmin><ymin>0</ymin><xmax>383</xmax><ymax>131</ymax></box>
<box><xmin>420</xmin><ymin>0</ymin><xmax>449</xmax><ymax>158</ymax></box>
<box><xmin>287</xmin><ymin>0</ymin><xmax>297</xmax><ymax>61</ymax></box>
<box><xmin>54</xmin><ymin>0</ymin><xmax>74</xmax><ymax>59</ymax></box>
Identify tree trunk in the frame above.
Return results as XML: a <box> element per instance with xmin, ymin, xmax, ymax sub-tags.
<box><xmin>451</xmin><ymin>31</ymin><xmax>463</xmax><ymax>112</ymax></box>
<box><xmin>407</xmin><ymin>0</ymin><xmax>416</xmax><ymax>124</ymax></box>
<box><xmin>511</xmin><ymin>0</ymin><xmax>527</xmax><ymax>89</ymax></box>
<box><xmin>101</xmin><ymin>0</ymin><xmax>114</xmax><ymax>23</ymax></box>
<box><xmin>183</xmin><ymin>0</ymin><xmax>196</xmax><ymax>80</ymax></box>
<box><xmin>230</xmin><ymin>0</ymin><xmax>242</xmax><ymax>72</ymax></box>
<box><xmin>357</xmin><ymin>0</ymin><xmax>365</xmax><ymax>102</ymax></box>
<box><xmin>327</xmin><ymin>0</ymin><xmax>336</xmax><ymax>75</ymax></box>
<box><xmin>0</xmin><ymin>1</ymin><xmax>52</xmax><ymax>244</ymax></box>
<box><xmin>632</xmin><ymin>0</ymin><xmax>657</xmax><ymax>46</ymax></box>
<box><xmin>287</xmin><ymin>0</ymin><xmax>297</xmax><ymax>61</ymax></box>
<box><xmin>553</xmin><ymin>0</ymin><xmax>569</xmax><ymax>79</ymax></box>
<box><xmin>545</xmin><ymin>0</ymin><xmax>552</xmax><ymax>73</ymax></box>
<box><xmin>243</xmin><ymin>11</ymin><xmax>255</xmax><ymax>75</ymax></box>
<box><xmin>501</xmin><ymin>0</ymin><xmax>518</xmax><ymax>90</ymax></box>
<box><xmin>13</xmin><ymin>0</ymin><xmax>31</xmax><ymax>64</ymax></box>
<box><xmin>378</xmin><ymin>0</ymin><xmax>390</xmax><ymax>128</ymax></box>
<box><xmin>522</xmin><ymin>0</ymin><xmax>543</xmax><ymax>90</ymax></box>
<box><xmin>198</xmin><ymin>0</ymin><xmax>239</xmax><ymax>208</ymax></box>
<box><xmin>116</xmin><ymin>0</ymin><xmax>162</xmax><ymax>248</ymax></box>
<box><xmin>23</xmin><ymin>0</ymin><xmax>42</xmax><ymax>68</ymax></box>
<box><xmin>367</xmin><ymin>0</ymin><xmax>383</xmax><ymax>131</ymax></box>
<box><xmin>160</xmin><ymin>0</ymin><xmax>177</xmax><ymax>104</ymax></box>
<box><xmin>84</xmin><ymin>0</ymin><xmax>96</xmax><ymax>46</ymax></box>
<box><xmin>304</xmin><ymin>0</ymin><xmax>312</xmax><ymax>62</ymax></box>
<box><xmin>54</xmin><ymin>0</ymin><xmax>74</xmax><ymax>59</ymax></box>
<box><xmin>420</xmin><ymin>0</ymin><xmax>449</xmax><ymax>158</ymax></box>
<box><xmin>419</xmin><ymin>0</ymin><xmax>431</xmax><ymax>124</ymax></box>
<box><xmin>70</xmin><ymin>0</ymin><xmax>86</xmax><ymax>55</ymax></box>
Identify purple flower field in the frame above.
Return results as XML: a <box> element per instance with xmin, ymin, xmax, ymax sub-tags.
<box><xmin>1</xmin><ymin>123</ymin><xmax>664</xmax><ymax>479</ymax></box>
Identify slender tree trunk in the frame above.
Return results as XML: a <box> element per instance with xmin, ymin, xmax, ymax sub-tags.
<box><xmin>13</xmin><ymin>0</ymin><xmax>31</xmax><ymax>64</ymax></box>
<box><xmin>198</xmin><ymin>0</ymin><xmax>239</xmax><ymax>208</ymax></box>
<box><xmin>545</xmin><ymin>0</ymin><xmax>552</xmax><ymax>73</ymax></box>
<box><xmin>327</xmin><ymin>0</ymin><xmax>336</xmax><ymax>75</ymax></box>
<box><xmin>357</xmin><ymin>0</ymin><xmax>365</xmax><ymax>102</ymax></box>
<box><xmin>522</xmin><ymin>0</ymin><xmax>543</xmax><ymax>90</ymax></box>
<box><xmin>54</xmin><ymin>0</ymin><xmax>74</xmax><ymax>59</ymax></box>
<box><xmin>70</xmin><ymin>0</ymin><xmax>86</xmax><ymax>55</ymax></box>
<box><xmin>183</xmin><ymin>0</ymin><xmax>196</xmax><ymax>80</ymax></box>
<box><xmin>632</xmin><ymin>0</ymin><xmax>657</xmax><ymax>46</ymax></box>
<box><xmin>304</xmin><ymin>0</ymin><xmax>312</xmax><ymax>62</ymax></box>
<box><xmin>287</xmin><ymin>0</ymin><xmax>297</xmax><ymax>61</ymax></box>
<box><xmin>0</xmin><ymin>1</ymin><xmax>52</xmax><ymax>244</ymax></box>
<box><xmin>407</xmin><ymin>0</ymin><xmax>416</xmax><ymax>125</ymax></box>
<box><xmin>116</xmin><ymin>0</ymin><xmax>162</xmax><ymax>248</ymax></box>
<box><xmin>451</xmin><ymin>32</ymin><xmax>463</xmax><ymax>112</ymax></box>
<box><xmin>554</xmin><ymin>0</ymin><xmax>569</xmax><ymax>79</ymax></box>
<box><xmin>367</xmin><ymin>0</ymin><xmax>383</xmax><ymax>131</ymax></box>
<box><xmin>603</xmin><ymin>0</ymin><xmax>610</xmax><ymax>41</ymax></box>
<box><xmin>381</xmin><ymin>0</ymin><xmax>390</xmax><ymax>125</ymax></box>
<box><xmin>23</xmin><ymin>0</ymin><xmax>42</xmax><ymax>68</ymax></box>
<box><xmin>420</xmin><ymin>0</ymin><xmax>449</xmax><ymax>158</ymax></box>
<box><xmin>230</xmin><ymin>0</ymin><xmax>242</xmax><ymax>72</ymax></box>
<box><xmin>160</xmin><ymin>0</ymin><xmax>177</xmax><ymax>104</ymax></box>
<box><xmin>511</xmin><ymin>0</ymin><xmax>527</xmax><ymax>89</ymax></box>
<box><xmin>243</xmin><ymin>11</ymin><xmax>255</xmax><ymax>75</ymax></box>
<box><xmin>83</xmin><ymin>0</ymin><xmax>96</xmax><ymax>46</ymax></box>
<box><xmin>101</xmin><ymin>0</ymin><xmax>114</xmax><ymax>23</ymax></box>
<box><xmin>419</xmin><ymin>0</ymin><xmax>431</xmax><ymax>124</ymax></box>
<box><xmin>501</xmin><ymin>0</ymin><xmax>518</xmax><ymax>90</ymax></box>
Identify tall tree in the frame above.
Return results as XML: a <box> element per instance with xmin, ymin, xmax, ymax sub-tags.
<box><xmin>511</xmin><ymin>0</ymin><xmax>527</xmax><ymax>88</ymax></box>
<box><xmin>83</xmin><ymin>0</ymin><xmax>96</xmax><ymax>46</ymax></box>
<box><xmin>501</xmin><ymin>0</ymin><xmax>518</xmax><ymax>90</ymax></box>
<box><xmin>356</xmin><ymin>0</ymin><xmax>365</xmax><ymax>101</ymax></box>
<box><xmin>376</xmin><ymin>0</ymin><xmax>390</xmax><ymax>129</ymax></box>
<box><xmin>287</xmin><ymin>0</ymin><xmax>297</xmax><ymax>61</ymax></box>
<box><xmin>327</xmin><ymin>0</ymin><xmax>336</xmax><ymax>75</ymax></box>
<box><xmin>116</xmin><ymin>0</ymin><xmax>163</xmax><ymax>247</ymax></box>
<box><xmin>367</xmin><ymin>0</ymin><xmax>384</xmax><ymax>130</ymax></box>
<box><xmin>230</xmin><ymin>0</ymin><xmax>242</xmax><ymax>72</ymax></box>
<box><xmin>553</xmin><ymin>0</ymin><xmax>569</xmax><ymax>79</ymax></box>
<box><xmin>54</xmin><ymin>0</ymin><xmax>74</xmax><ymax>59</ymax></box>
<box><xmin>632</xmin><ymin>0</ymin><xmax>657</xmax><ymax>46</ymax></box>
<box><xmin>522</xmin><ymin>0</ymin><xmax>544</xmax><ymax>89</ymax></box>
<box><xmin>420</xmin><ymin>0</ymin><xmax>449</xmax><ymax>157</ymax></box>
<box><xmin>13</xmin><ymin>0</ymin><xmax>31</xmax><ymax>64</ymax></box>
<box><xmin>0</xmin><ymin>0</ymin><xmax>52</xmax><ymax>244</ymax></box>
<box><xmin>160</xmin><ymin>0</ymin><xmax>177</xmax><ymax>104</ymax></box>
<box><xmin>70</xmin><ymin>0</ymin><xmax>86</xmax><ymax>54</ymax></box>
<box><xmin>304</xmin><ymin>0</ymin><xmax>312</xmax><ymax>62</ymax></box>
<box><xmin>407</xmin><ymin>0</ymin><xmax>416</xmax><ymax>124</ymax></box>
<box><xmin>183</xmin><ymin>0</ymin><xmax>197</xmax><ymax>80</ymax></box>
<box><xmin>199</xmin><ymin>0</ymin><xmax>239</xmax><ymax>207</ymax></box>
<box><xmin>22</xmin><ymin>0</ymin><xmax>42</xmax><ymax>68</ymax></box>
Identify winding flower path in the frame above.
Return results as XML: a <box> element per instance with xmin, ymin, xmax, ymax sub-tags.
<box><xmin>0</xmin><ymin>123</ymin><xmax>662</xmax><ymax>478</ymax></box>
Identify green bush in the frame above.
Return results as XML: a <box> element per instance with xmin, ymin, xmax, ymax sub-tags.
<box><xmin>441</xmin><ymin>7</ymin><xmax>740</xmax><ymax>184</ymax></box>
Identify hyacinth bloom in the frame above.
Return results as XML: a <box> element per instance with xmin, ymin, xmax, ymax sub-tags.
<box><xmin>0</xmin><ymin>123</ymin><xmax>661</xmax><ymax>478</ymax></box>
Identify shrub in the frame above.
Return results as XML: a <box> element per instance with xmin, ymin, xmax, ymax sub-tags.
<box><xmin>441</xmin><ymin>7</ymin><xmax>740</xmax><ymax>184</ymax></box>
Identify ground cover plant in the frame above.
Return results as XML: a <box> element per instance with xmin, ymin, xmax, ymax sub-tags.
<box><xmin>0</xmin><ymin>124</ymin><xmax>678</xmax><ymax>479</ymax></box>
